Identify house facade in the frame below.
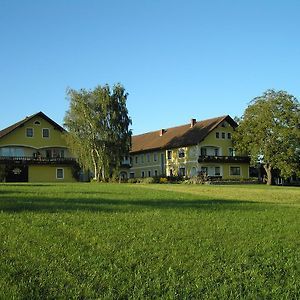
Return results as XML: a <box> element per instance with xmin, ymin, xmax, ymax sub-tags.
<box><xmin>122</xmin><ymin>115</ymin><xmax>250</xmax><ymax>179</ymax></box>
<box><xmin>0</xmin><ymin>112</ymin><xmax>78</xmax><ymax>182</ymax></box>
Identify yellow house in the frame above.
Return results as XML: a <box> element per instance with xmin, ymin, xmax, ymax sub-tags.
<box><xmin>0</xmin><ymin>112</ymin><xmax>77</xmax><ymax>182</ymax></box>
<box><xmin>125</xmin><ymin>115</ymin><xmax>250</xmax><ymax>180</ymax></box>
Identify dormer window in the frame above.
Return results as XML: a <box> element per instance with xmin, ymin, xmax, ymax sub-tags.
<box><xmin>26</xmin><ymin>128</ymin><xmax>34</xmax><ymax>138</ymax></box>
<box><xmin>178</xmin><ymin>148</ymin><xmax>185</xmax><ymax>158</ymax></box>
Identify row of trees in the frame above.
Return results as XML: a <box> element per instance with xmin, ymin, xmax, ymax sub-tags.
<box><xmin>64</xmin><ymin>84</ymin><xmax>300</xmax><ymax>185</ymax></box>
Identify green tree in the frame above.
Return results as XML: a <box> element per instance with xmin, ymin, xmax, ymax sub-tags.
<box><xmin>234</xmin><ymin>89</ymin><xmax>300</xmax><ymax>185</ymax></box>
<box><xmin>64</xmin><ymin>83</ymin><xmax>132</xmax><ymax>182</ymax></box>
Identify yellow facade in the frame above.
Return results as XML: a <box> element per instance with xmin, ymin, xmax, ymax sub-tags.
<box><xmin>0</xmin><ymin>112</ymin><xmax>77</xmax><ymax>183</ymax></box>
<box><xmin>28</xmin><ymin>165</ymin><xmax>76</xmax><ymax>182</ymax></box>
<box><xmin>125</xmin><ymin>120</ymin><xmax>250</xmax><ymax>180</ymax></box>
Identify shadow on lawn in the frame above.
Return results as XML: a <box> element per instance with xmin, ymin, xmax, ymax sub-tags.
<box><xmin>0</xmin><ymin>189</ymin><xmax>264</xmax><ymax>213</ymax></box>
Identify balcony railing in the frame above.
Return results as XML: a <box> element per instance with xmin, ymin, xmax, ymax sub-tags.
<box><xmin>198</xmin><ymin>155</ymin><xmax>250</xmax><ymax>163</ymax></box>
<box><xmin>0</xmin><ymin>156</ymin><xmax>77</xmax><ymax>165</ymax></box>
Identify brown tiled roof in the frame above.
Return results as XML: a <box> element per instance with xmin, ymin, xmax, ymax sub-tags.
<box><xmin>131</xmin><ymin>115</ymin><xmax>237</xmax><ymax>154</ymax></box>
<box><xmin>0</xmin><ymin>111</ymin><xmax>65</xmax><ymax>139</ymax></box>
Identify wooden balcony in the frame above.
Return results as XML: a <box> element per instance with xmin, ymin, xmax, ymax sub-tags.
<box><xmin>198</xmin><ymin>155</ymin><xmax>250</xmax><ymax>163</ymax></box>
<box><xmin>0</xmin><ymin>156</ymin><xmax>77</xmax><ymax>165</ymax></box>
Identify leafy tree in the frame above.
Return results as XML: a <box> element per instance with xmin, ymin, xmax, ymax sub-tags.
<box><xmin>234</xmin><ymin>89</ymin><xmax>300</xmax><ymax>185</ymax></box>
<box><xmin>64</xmin><ymin>83</ymin><xmax>132</xmax><ymax>182</ymax></box>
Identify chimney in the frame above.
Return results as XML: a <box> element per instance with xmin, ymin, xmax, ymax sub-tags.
<box><xmin>159</xmin><ymin>129</ymin><xmax>165</xmax><ymax>136</ymax></box>
<box><xmin>190</xmin><ymin>118</ymin><xmax>196</xmax><ymax>127</ymax></box>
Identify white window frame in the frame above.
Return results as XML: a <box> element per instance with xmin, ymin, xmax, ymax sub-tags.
<box><xmin>228</xmin><ymin>148</ymin><xmax>235</xmax><ymax>157</ymax></box>
<box><xmin>167</xmin><ymin>150</ymin><xmax>172</xmax><ymax>160</ymax></box>
<box><xmin>215</xmin><ymin>166</ymin><xmax>221</xmax><ymax>176</ymax></box>
<box><xmin>178</xmin><ymin>148</ymin><xmax>185</xmax><ymax>158</ymax></box>
<box><xmin>26</xmin><ymin>127</ymin><xmax>34</xmax><ymax>138</ymax></box>
<box><xmin>230</xmin><ymin>166</ymin><xmax>241</xmax><ymax>176</ymax></box>
<box><xmin>178</xmin><ymin>167</ymin><xmax>186</xmax><ymax>177</ymax></box>
<box><xmin>154</xmin><ymin>153</ymin><xmax>158</xmax><ymax>161</ymax></box>
<box><xmin>42</xmin><ymin>128</ymin><xmax>50</xmax><ymax>138</ymax></box>
<box><xmin>56</xmin><ymin>168</ymin><xmax>64</xmax><ymax>179</ymax></box>
<box><xmin>215</xmin><ymin>132</ymin><xmax>220</xmax><ymax>139</ymax></box>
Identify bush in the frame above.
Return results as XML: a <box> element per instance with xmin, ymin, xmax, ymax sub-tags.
<box><xmin>159</xmin><ymin>177</ymin><xmax>168</xmax><ymax>184</ymax></box>
<box><xmin>127</xmin><ymin>177</ymin><xmax>155</xmax><ymax>184</ymax></box>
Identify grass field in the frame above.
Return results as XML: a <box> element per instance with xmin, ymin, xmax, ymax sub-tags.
<box><xmin>0</xmin><ymin>183</ymin><xmax>299</xmax><ymax>299</ymax></box>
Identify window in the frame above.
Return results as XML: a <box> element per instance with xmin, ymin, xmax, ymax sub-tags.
<box><xmin>147</xmin><ymin>153</ymin><xmax>150</xmax><ymax>162</ymax></box>
<box><xmin>130</xmin><ymin>157</ymin><xmax>133</xmax><ymax>165</ymax></box>
<box><xmin>201</xmin><ymin>148</ymin><xmax>207</xmax><ymax>156</ymax></box>
<box><xmin>34</xmin><ymin>120</ymin><xmax>41</xmax><ymax>125</ymax></box>
<box><xmin>190</xmin><ymin>167</ymin><xmax>197</xmax><ymax>177</ymax></box>
<box><xmin>227</xmin><ymin>132</ymin><xmax>232</xmax><ymax>139</ymax></box>
<box><xmin>178</xmin><ymin>148</ymin><xmax>185</xmax><ymax>158</ymax></box>
<box><xmin>42</xmin><ymin>128</ymin><xmax>50</xmax><ymax>138</ymax></box>
<box><xmin>26</xmin><ymin>128</ymin><xmax>34</xmax><ymax>137</ymax></box>
<box><xmin>167</xmin><ymin>150</ymin><xmax>172</xmax><ymax>160</ymax></box>
<box><xmin>148</xmin><ymin>170</ymin><xmax>151</xmax><ymax>177</ymax></box>
<box><xmin>201</xmin><ymin>167</ymin><xmax>208</xmax><ymax>174</ymax></box>
<box><xmin>216</xmin><ymin>132</ymin><xmax>220</xmax><ymax>139</ymax></box>
<box><xmin>56</xmin><ymin>168</ymin><xmax>64</xmax><ymax>179</ymax></box>
<box><xmin>221</xmin><ymin>132</ymin><xmax>226</xmax><ymax>139</ymax></box>
<box><xmin>141</xmin><ymin>154</ymin><xmax>144</xmax><ymax>163</ymax></box>
<box><xmin>178</xmin><ymin>167</ymin><xmax>186</xmax><ymax>177</ymax></box>
<box><xmin>130</xmin><ymin>172</ymin><xmax>135</xmax><ymax>178</ymax></box>
<box><xmin>214</xmin><ymin>148</ymin><xmax>219</xmax><ymax>156</ymax></box>
<box><xmin>230</xmin><ymin>167</ymin><xmax>241</xmax><ymax>176</ymax></box>
<box><xmin>154</xmin><ymin>153</ymin><xmax>158</xmax><ymax>161</ymax></box>
<box><xmin>135</xmin><ymin>156</ymin><xmax>138</xmax><ymax>164</ymax></box>
<box><xmin>141</xmin><ymin>171</ymin><xmax>145</xmax><ymax>178</ymax></box>
<box><xmin>215</xmin><ymin>167</ymin><xmax>220</xmax><ymax>176</ymax></box>
<box><xmin>229</xmin><ymin>148</ymin><xmax>235</xmax><ymax>157</ymax></box>
<box><xmin>154</xmin><ymin>170</ymin><xmax>158</xmax><ymax>177</ymax></box>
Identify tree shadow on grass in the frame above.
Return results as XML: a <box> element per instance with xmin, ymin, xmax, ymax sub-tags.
<box><xmin>0</xmin><ymin>189</ymin><xmax>266</xmax><ymax>213</ymax></box>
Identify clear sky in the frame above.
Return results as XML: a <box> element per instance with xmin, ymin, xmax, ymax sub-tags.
<box><xmin>1</xmin><ymin>0</ymin><xmax>300</xmax><ymax>134</ymax></box>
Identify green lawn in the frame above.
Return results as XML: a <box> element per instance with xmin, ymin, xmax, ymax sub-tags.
<box><xmin>0</xmin><ymin>183</ymin><xmax>299</xmax><ymax>299</ymax></box>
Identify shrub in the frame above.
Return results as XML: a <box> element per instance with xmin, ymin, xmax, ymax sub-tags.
<box><xmin>159</xmin><ymin>177</ymin><xmax>168</xmax><ymax>184</ymax></box>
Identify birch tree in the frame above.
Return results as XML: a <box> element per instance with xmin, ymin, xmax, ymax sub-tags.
<box><xmin>64</xmin><ymin>84</ymin><xmax>132</xmax><ymax>181</ymax></box>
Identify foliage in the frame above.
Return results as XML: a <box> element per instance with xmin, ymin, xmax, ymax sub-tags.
<box><xmin>64</xmin><ymin>83</ymin><xmax>132</xmax><ymax>182</ymax></box>
<box><xmin>0</xmin><ymin>165</ymin><xmax>6</xmax><ymax>182</ymax></box>
<box><xmin>234</xmin><ymin>89</ymin><xmax>300</xmax><ymax>185</ymax></box>
<box><xmin>159</xmin><ymin>177</ymin><xmax>168</xmax><ymax>184</ymax></box>
<box><xmin>0</xmin><ymin>183</ymin><xmax>299</xmax><ymax>299</ymax></box>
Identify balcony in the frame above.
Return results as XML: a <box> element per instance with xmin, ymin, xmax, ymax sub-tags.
<box><xmin>0</xmin><ymin>156</ymin><xmax>77</xmax><ymax>165</ymax></box>
<box><xmin>198</xmin><ymin>155</ymin><xmax>250</xmax><ymax>163</ymax></box>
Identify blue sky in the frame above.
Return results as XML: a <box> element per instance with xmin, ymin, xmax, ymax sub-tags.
<box><xmin>1</xmin><ymin>0</ymin><xmax>300</xmax><ymax>134</ymax></box>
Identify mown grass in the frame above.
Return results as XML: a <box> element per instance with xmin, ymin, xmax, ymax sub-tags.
<box><xmin>0</xmin><ymin>183</ymin><xmax>299</xmax><ymax>299</ymax></box>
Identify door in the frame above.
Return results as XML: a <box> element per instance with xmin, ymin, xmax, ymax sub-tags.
<box><xmin>6</xmin><ymin>165</ymin><xmax>28</xmax><ymax>182</ymax></box>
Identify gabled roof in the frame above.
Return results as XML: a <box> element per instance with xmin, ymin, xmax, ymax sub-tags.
<box><xmin>131</xmin><ymin>115</ymin><xmax>237</xmax><ymax>154</ymax></box>
<box><xmin>0</xmin><ymin>111</ymin><xmax>65</xmax><ymax>139</ymax></box>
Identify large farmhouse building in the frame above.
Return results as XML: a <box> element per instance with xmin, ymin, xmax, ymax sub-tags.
<box><xmin>0</xmin><ymin>113</ymin><xmax>250</xmax><ymax>182</ymax></box>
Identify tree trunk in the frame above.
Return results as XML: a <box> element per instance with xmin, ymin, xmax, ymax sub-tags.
<box><xmin>263</xmin><ymin>164</ymin><xmax>273</xmax><ymax>185</ymax></box>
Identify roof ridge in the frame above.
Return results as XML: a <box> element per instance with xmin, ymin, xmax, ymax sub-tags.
<box><xmin>133</xmin><ymin>115</ymin><xmax>228</xmax><ymax>137</ymax></box>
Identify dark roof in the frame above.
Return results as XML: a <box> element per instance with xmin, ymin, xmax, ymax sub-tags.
<box><xmin>131</xmin><ymin>115</ymin><xmax>237</xmax><ymax>154</ymax></box>
<box><xmin>0</xmin><ymin>111</ymin><xmax>65</xmax><ymax>139</ymax></box>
